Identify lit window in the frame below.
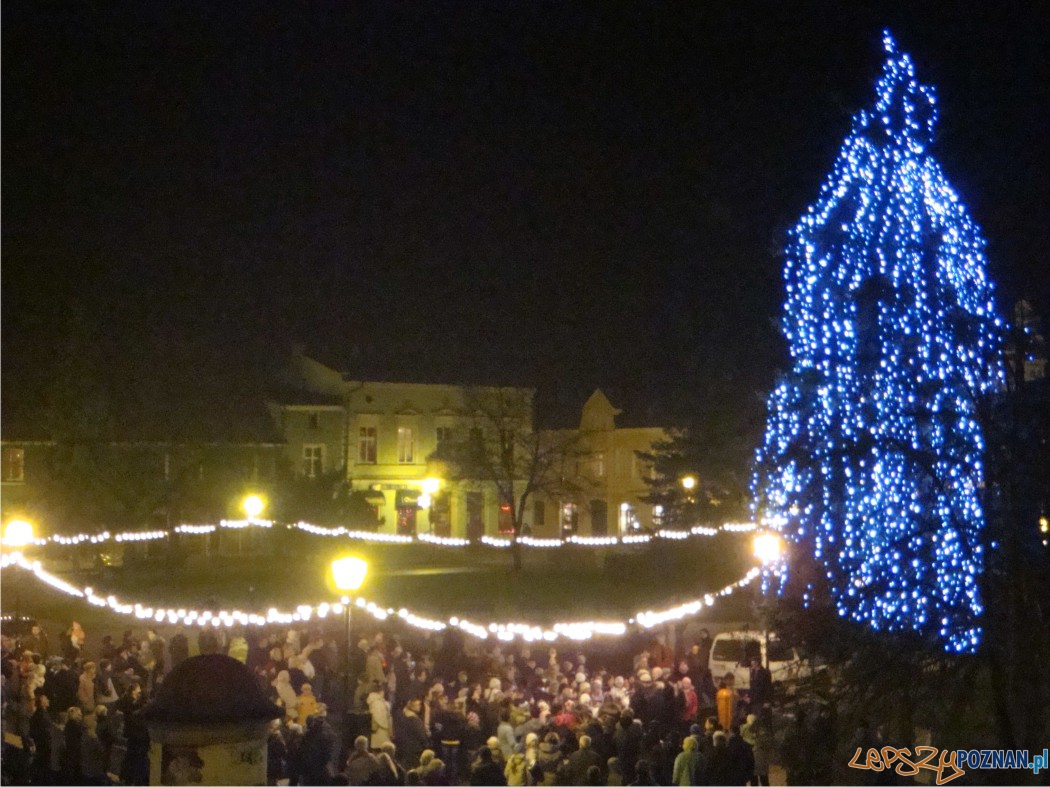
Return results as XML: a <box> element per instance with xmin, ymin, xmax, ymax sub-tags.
<box><xmin>593</xmin><ymin>452</ymin><xmax>605</xmax><ymax>478</ymax></box>
<box><xmin>358</xmin><ymin>427</ymin><xmax>377</xmax><ymax>464</ymax></box>
<box><xmin>303</xmin><ymin>445</ymin><xmax>324</xmax><ymax>478</ymax></box>
<box><xmin>397</xmin><ymin>427</ymin><xmax>415</xmax><ymax>464</ymax></box>
<box><xmin>1</xmin><ymin>447</ymin><xmax>25</xmax><ymax>483</ymax></box>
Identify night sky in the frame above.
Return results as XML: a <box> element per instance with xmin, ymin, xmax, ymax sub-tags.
<box><xmin>4</xmin><ymin>2</ymin><xmax>1048</xmax><ymax>429</ymax></box>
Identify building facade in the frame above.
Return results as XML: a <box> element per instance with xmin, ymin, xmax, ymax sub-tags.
<box><xmin>537</xmin><ymin>390</ymin><xmax>669</xmax><ymax>537</ymax></box>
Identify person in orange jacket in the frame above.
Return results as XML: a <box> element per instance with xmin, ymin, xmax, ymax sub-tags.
<box><xmin>715</xmin><ymin>674</ymin><xmax>737</xmax><ymax>731</ymax></box>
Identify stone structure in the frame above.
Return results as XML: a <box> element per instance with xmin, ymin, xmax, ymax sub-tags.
<box><xmin>142</xmin><ymin>654</ymin><xmax>281</xmax><ymax>785</ymax></box>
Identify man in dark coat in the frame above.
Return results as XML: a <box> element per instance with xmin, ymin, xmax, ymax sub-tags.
<box><xmin>46</xmin><ymin>658</ymin><xmax>79</xmax><ymax>716</ymax></box>
<box><xmin>469</xmin><ymin>746</ymin><xmax>506</xmax><ymax>786</ymax></box>
<box><xmin>394</xmin><ymin>698</ymin><xmax>430</xmax><ymax>770</ymax></box>
<box><xmin>302</xmin><ymin>715</ymin><xmax>338</xmax><ymax>785</ymax></box>
<box><xmin>28</xmin><ymin>689</ymin><xmax>56</xmax><ymax>786</ymax></box>
<box><xmin>567</xmin><ymin>735</ymin><xmax>604</xmax><ymax>785</ymax></box>
<box><xmin>727</xmin><ymin>725</ymin><xmax>755</xmax><ymax>785</ymax></box>
<box><xmin>749</xmin><ymin>658</ymin><xmax>773</xmax><ymax>713</ymax></box>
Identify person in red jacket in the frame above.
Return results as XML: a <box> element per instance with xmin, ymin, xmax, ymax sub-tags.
<box><xmin>678</xmin><ymin>677</ymin><xmax>698</xmax><ymax>729</ymax></box>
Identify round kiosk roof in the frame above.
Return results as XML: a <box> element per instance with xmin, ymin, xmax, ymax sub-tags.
<box><xmin>142</xmin><ymin>654</ymin><xmax>282</xmax><ymax>724</ymax></box>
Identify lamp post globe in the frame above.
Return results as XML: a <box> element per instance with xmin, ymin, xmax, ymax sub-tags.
<box><xmin>2</xmin><ymin>519</ymin><xmax>35</xmax><ymax>548</ymax></box>
<box><xmin>331</xmin><ymin>556</ymin><xmax>369</xmax><ymax>699</ymax></box>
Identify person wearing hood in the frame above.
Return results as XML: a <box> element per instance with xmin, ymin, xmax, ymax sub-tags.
<box><xmin>370</xmin><ymin>682</ymin><xmax>394</xmax><ymax>749</ymax></box>
<box><xmin>272</xmin><ymin>670</ymin><xmax>298</xmax><ymax>720</ymax></box>
<box><xmin>296</xmin><ymin>682</ymin><xmax>320</xmax><ymax>725</ymax></box>
<box><xmin>536</xmin><ymin>732</ymin><xmax>563</xmax><ymax>785</ymax></box>
<box><xmin>672</xmin><ymin>736</ymin><xmax>703</xmax><ymax>786</ymax></box>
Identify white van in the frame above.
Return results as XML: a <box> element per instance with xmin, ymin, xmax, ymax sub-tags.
<box><xmin>708</xmin><ymin>630</ymin><xmax>808</xmax><ymax>690</ymax></box>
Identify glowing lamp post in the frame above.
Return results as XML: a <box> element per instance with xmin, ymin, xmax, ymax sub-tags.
<box><xmin>331</xmin><ymin>556</ymin><xmax>369</xmax><ymax>687</ymax></box>
<box><xmin>2</xmin><ymin>519</ymin><xmax>35</xmax><ymax>549</ymax></box>
<box><xmin>3</xmin><ymin>519</ymin><xmax>35</xmax><ymax>620</ymax></box>
<box><xmin>242</xmin><ymin>494</ymin><xmax>266</xmax><ymax>521</ymax></box>
<box><xmin>679</xmin><ymin>475</ymin><xmax>698</xmax><ymax>528</ymax></box>
<box><xmin>753</xmin><ymin>531</ymin><xmax>785</xmax><ymax>565</ymax></box>
<box><xmin>420</xmin><ymin>477</ymin><xmax>441</xmax><ymax>531</ymax></box>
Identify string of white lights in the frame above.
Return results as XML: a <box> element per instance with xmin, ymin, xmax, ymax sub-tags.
<box><xmin>0</xmin><ymin>552</ymin><xmax>759</xmax><ymax>642</ymax></box>
<box><xmin>20</xmin><ymin>520</ymin><xmax>758</xmax><ymax>551</ymax></box>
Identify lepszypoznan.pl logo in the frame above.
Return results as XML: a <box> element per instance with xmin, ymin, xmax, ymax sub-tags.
<box><xmin>848</xmin><ymin>746</ymin><xmax>1048</xmax><ymax>785</ymax></box>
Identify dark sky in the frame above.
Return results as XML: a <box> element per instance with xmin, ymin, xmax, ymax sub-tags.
<box><xmin>4</xmin><ymin>1</ymin><xmax>1048</xmax><ymax>428</ymax></box>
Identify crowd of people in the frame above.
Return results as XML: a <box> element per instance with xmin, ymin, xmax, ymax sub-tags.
<box><xmin>1</xmin><ymin>617</ymin><xmax>780</xmax><ymax>786</ymax></box>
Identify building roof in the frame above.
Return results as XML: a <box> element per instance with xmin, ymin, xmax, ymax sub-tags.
<box><xmin>141</xmin><ymin>654</ymin><xmax>282</xmax><ymax>725</ymax></box>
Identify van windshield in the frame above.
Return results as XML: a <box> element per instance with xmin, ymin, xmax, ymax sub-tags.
<box><xmin>711</xmin><ymin>640</ymin><xmax>744</xmax><ymax>662</ymax></box>
<box><xmin>711</xmin><ymin>638</ymin><xmax>761</xmax><ymax>664</ymax></box>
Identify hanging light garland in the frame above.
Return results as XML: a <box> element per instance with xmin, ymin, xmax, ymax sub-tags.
<box><xmin>0</xmin><ymin>551</ymin><xmax>759</xmax><ymax>642</ymax></box>
<box><xmin>22</xmin><ymin>519</ymin><xmax>758</xmax><ymax>551</ymax></box>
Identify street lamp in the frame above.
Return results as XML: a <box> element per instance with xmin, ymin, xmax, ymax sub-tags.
<box><xmin>242</xmin><ymin>494</ymin><xmax>266</xmax><ymax>520</ymax></box>
<box><xmin>331</xmin><ymin>556</ymin><xmax>369</xmax><ymax>692</ymax></box>
<box><xmin>680</xmin><ymin>475</ymin><xmax>697</xmax><ymax>492</ymax></box>
<box><xmin>753</xmin><ymin>531</ymin><xmax>785</xmax><ymax>564</ymax></box>
<box><xmin>2</xmin><ymin>519</ymin><xmax>35</xmax><ymax>548</ymax></box>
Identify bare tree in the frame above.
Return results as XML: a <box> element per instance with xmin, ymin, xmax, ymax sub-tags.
<box><xmin>434</xmin><ymin>387</ymin><xmax>590</xmax><ymax>570</ymax></box>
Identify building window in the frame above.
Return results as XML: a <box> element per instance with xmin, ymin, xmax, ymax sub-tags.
<box><xmin>533</xmin><ymin>500</ymin><xmax>546</xmax><ymax>528</ymax></box>
<box><xmin>619</xmin><ymin>502</ymin><xmax>640</xmax><ymax>532</ymax></box>
<box><xmin>592</xmin><ymin>452</ymin><xmax>605</xmax><ymax>478</ymax></box>
<box><xmin>498</xmin><ymin>501</ymin><xmax>514</xmax><ymax>534</ymax></box>
<box><xmin>2</xmin><ymin>447</ymin><xmax>25</xmax><ymax>482</ymax></box>
<box><xmin>436</xmin><ymin>426</ymin><xmax>453</xmax><ymax>448</ymax></box>
<box><xmin>397</xmin><ymin>427</ymin><xmax>415</xmax><ymax>464</ymax></box>
<box><xmin>308</xmin><ymin>413</ymin><xmax>320</xmax><ymax>429</ymax></box>
<box><xmin>358</xmin><ymin>427</ymin><xmax>377</xmax><ymax>464</ymax></box>
<box><xmin>303</xmin><ymin>445</ymin><xmax>324</xmax><ymax>478</ymax></box>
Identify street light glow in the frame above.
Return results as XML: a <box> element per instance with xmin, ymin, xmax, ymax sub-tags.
<box><xmin>3</xmin><ymin>519</ymin><xmax>35</xmax><ymax>548</ymax></box>
<box><xmin>243</xmin><ymin>495</ymin><xmax>266</xmax><ymax>519</ymax></box>
<box><xmin>753</xmin><ymin>531</ymin><xmax>784</xmax><ymax>564</ymax></box>
<box><xmin>421</xmin><ymin>477</ymin><xmax>441</xmax><ymax>495</ymax></box>
<box><xmin>331</xmin><ymin>556</ymin><xmax>369</xmax><ymax>592</ymax></box>
<box><xmin>680</xmin><ymin>475</ymin><xmax>697</xmax><ymax>491</ymax></box>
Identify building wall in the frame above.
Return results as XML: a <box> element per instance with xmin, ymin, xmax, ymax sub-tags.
<box><xmin>0</xmin><ymin>440</ymin><xmax>282</xmax><ymax>532</ymax></box>
<box><xmin>271</xmin><ymin>405</ymin><xmax>346</xmax><ymax>480</ymax></box>
<box><xmin>537</xmin><ymin>392</ymin><xmax>669</xmax><ymax>537</ymax></box>
<box><xmin>340</xmin><ymin>382</ymin><xmax>533</xmax><ymax>537</ymax></box>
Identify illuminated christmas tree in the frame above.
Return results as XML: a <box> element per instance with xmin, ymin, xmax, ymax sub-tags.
<box><xmin>751</xmin><ymin>33</ymin><xmax>1003</xmax><ymax>653</ymax></box>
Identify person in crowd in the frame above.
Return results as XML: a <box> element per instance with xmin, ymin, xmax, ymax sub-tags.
<box><xmin>370</xmin><ymin>680</ymin><xmax>395</xmax><ymax>750</ymax></box>
<box><xmin>346</xmin><ymin>733</ymin><xmax>380</xmax><ymax>784</ymax></box>
<box><xmin>672</xmin><ymin>735</ymin><xmax>703</xmax><ymax>786</ymax></box>
<box><xmin>77</xmin><ymin>661</ymin><xmax>98</xmax><ymax>714</ymax></box>
<box><xmin>60</xmin><ymin>705</ymin><xmax>85</xmax><ymax>786</ymax></box>
<box><xmin>567</xmin><ymin>734</ymin><xmax>603</xmax><ymax>785</ymax></box>
<box><xmin>296</xmin><ymin>681</ymin><xmax>320</xmax><ymax>725</ymax></box>
<box><xmin>469</xmin><ymin>746</ymin><xmax>506</xmax><ymax>786</ymax></box>
<box><xmin>28</xmin><ymin>688</ymin><xmax>56</xmax><ymax>785</ymax></box>
<box><xmin>272</xmin><ymin>669</ymin><xmax>298</xmax><ymax>720</ymax></box>
<box><xmin>395</xmin><ymin>696</ymin><xmax>430</xmax><ymax>771</ymax></box>
<box><xmin>80</xmin><ymin>712</ymin><xmax>108</xmax><ymax>785</ymax></box>
<box><xmin>377</xmin><ymin>740</ymin><xmax>407</xmax><ymax>785</ymax></box>
<box><xmin>749</xmin><ymin>657</ymin><xmax>773</xmax><ymax>714</ymax></box>
<box><xmin>715</xmin><ymin>676</ymin><xmax>736</xmax><ymax>731</ymax></box>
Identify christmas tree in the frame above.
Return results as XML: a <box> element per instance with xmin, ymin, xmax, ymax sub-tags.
<box><xmin>751</xmin><ymin>33</ymin><xmax>1003</xmax><ymax>653</ymax></box>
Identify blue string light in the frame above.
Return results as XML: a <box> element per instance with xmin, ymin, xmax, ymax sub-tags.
<box><xmin>751</xmin><ymin>33</ymin><xmax>1004</xmax><ymax>653</ymax></box>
